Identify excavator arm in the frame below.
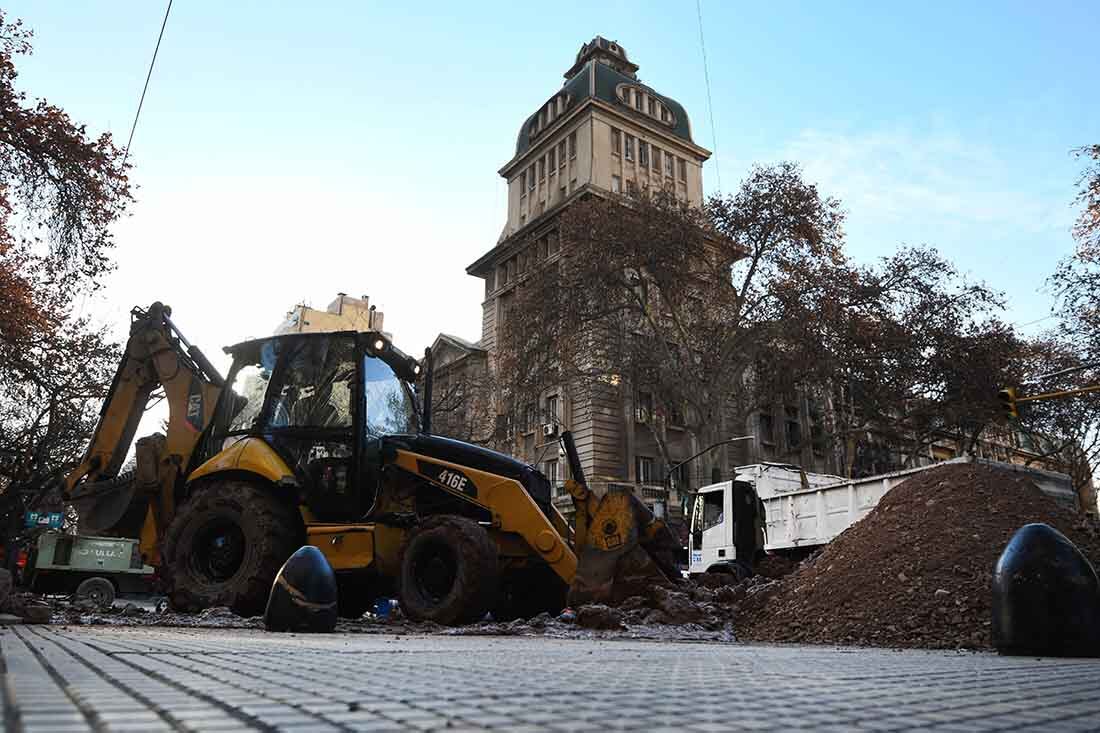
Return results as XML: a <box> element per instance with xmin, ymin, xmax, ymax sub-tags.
<box><xmin>65</xmin><ymin>303</ymin><xmax>224</xmax><ymax>562</ymax></box>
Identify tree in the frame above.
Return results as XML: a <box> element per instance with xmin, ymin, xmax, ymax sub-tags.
<box><xmin>497</xmin><ymin>163</ymin><xmax>846</xmax><ymax>481</ymax></box>
<box><xmin>497</xmin><ymin>162</ymin><xmax>1017</xmax><ymax>485</ymax></box>
<box><xmin>1031</xmin><ymin>143</ymin><xmax>1100</xmax><ymax>511</ymax></box>
<box><xmin>0</xmin><ymin>12</ymin><xmax>131</xmax><ymax>499</ymax></box>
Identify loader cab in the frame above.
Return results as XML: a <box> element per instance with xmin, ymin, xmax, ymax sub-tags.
<box><xmin>208</xmin><ymin>331</ymin><xmax>421</xmax><ymax>522</ymax></box>
<box><xmin>688</xmin><ymin>477</ymin><xmax>759</xmax><ymax>579</ymax></box>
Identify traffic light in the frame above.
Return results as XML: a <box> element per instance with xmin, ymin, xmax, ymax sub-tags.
<box><xmin>997</xmin><ymin>387</ymin><xmax>1018</xmax><ymax>420</ymax></box>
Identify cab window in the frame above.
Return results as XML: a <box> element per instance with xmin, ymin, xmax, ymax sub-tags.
<box><xmin>702</xmin><ymin>491</ymin><xmax>725</xmax><ymax>531</ymax></box>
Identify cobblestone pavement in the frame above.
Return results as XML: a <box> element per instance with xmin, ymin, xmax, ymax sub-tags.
<box><xmin>3</xmin><ymin>625</ymin><xmax>1100</xmax><ymax>732</ymax></box>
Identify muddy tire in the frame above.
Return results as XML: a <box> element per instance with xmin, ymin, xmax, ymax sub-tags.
<box><xmin>74</xmin><ymin>577</ymin><xmax>116</xmax><ymax>608</ymax></box>
<box><xmin>163</xmin><ymin>480</ymin><xmax>303</xmax><ymax>617</ymax></box>
<box><xmin>398</xmin><ymin>515</ymin><xmax>498</xmax><ymax>625</ymax></box>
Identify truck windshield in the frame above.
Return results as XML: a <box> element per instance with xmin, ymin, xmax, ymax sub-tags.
<box><xmin>692</xmin><ymin>491</ymin><xmax>725</xmax><ymax>533</ymax></box>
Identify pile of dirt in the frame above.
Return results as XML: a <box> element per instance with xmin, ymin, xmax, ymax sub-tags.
<box><xmin>737</xmin><ymin>463</ymin><xmax>1100</xmax><ymax>649</ymax></box>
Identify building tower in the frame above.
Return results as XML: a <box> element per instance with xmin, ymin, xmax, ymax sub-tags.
<box><xmin>464</xmin><ymin>37</ymin><xmax>711</xmax><ymax>510</ymax></box>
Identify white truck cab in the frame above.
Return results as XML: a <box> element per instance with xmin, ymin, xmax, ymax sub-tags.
<box><xmin>688</xmin><ymin>478</ymin><xmax>759</xmax><ymax>579</ymax></box>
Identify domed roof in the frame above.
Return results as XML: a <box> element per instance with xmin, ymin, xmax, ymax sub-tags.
<box><xmin>575</xmin><ymin>36</ymin><xmax>632</xmax><ymax>67</ymax></box>
<box><xmin>514</xmin><ymin>43</ymin><xmax>693</xmax><ymax>158</ymax></box>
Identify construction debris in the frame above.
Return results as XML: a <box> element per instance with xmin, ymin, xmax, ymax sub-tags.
<box><xmin>736</xmin><ymin>463</ymin><xmax>1100</xmax><ymax>649</ymax></box>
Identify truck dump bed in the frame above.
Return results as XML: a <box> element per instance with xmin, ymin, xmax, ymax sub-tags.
<box><xmin>751</xmin><ymin>457</ymin><xmax>1076</xmax><ymax>552</ymax></box>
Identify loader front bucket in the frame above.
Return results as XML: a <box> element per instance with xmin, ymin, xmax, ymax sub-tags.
<box><xmin>558</xmin><ymin>430</ymin><xmax>681</xmax><ymax>606</ymax></box>
<box><xmin>566</xmin><ymin>484</ymin><xmax>680</xmax><ymax>606</ymax></box>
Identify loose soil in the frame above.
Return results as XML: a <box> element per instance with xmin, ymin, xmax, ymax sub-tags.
<box><xmin>736</xmin><ymin>463</ymin><xmax>1100</xmax><ymax>649</ymax></box>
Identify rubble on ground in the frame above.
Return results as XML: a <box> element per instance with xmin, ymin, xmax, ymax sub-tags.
<box><xmin>735</xmin><ymin>463</ymin><xmax>1100</xmax><ymax>650</ymax></box>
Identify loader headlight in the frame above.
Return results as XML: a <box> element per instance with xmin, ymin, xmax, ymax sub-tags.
<box><xmin>412</xmin><ymin>363</ymin><xmax>422</xmax><ymax>376</ymax></box>
<box><xmin>373</xmin><ymin>338</ymin><xmax>386</xmax><ymax>352</ymax></box>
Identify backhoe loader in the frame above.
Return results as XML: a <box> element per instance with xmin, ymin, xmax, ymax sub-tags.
<box><xmin>63</xmin><ymin>303</ymin><xmax>680</xmax><ymax>623</ymax></box>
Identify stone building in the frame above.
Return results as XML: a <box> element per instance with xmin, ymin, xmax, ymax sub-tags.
<box><xmin>433</xmin><ymin>37</ymin><xmax>1084</xmax><ymax>522</ymax></box>
<box><xmin>275</xmin><ymin>293</ymin><xmax>389</xmax><ymax>338</ymax></box>
<box><xmin>459</xmin><ymin>37</ymin><xmax>715</xmax><ymax>519</ymax></box>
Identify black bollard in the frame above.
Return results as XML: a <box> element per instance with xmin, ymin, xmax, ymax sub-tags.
<box><xmin>992</xmin><ymin>523</ymin><xmax>1100</xmax><ymax>657</ymax></box>
<box><xmin>264</xmin><ymin>546</ymin><xmax>338</xmax><ymax>633</ymax></box>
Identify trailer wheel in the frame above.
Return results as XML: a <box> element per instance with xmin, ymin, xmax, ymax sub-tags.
<box><xmin>74</xmin><ymin>577</ymin><xmax>116</xmax><ymax>608</ymax></box>
<box><xmin>163</xmin><ymin>480</ymin><xmax>303</xmax><ymax>617</ymax></box>
<box><xmin>398</xmin><ymin>515</ymin><xmax>498</xmax><ymax>625</ymax></box>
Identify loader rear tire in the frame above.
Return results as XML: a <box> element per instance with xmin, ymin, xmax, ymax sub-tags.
<box><xmin>163</xmin><ymin>480</ymin><xmax>303</xmax><ymax>617</ymax></box>
<box><xmin>398</xmin><ymin>515</ymin><xmax>498</xmax><ymax>625</ymax></box>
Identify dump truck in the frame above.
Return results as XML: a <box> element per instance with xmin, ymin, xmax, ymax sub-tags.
<box><xmin>688</xmin><ymin>458</ymin><xmax>1077</xmax><ymax>578</ymax></box>
<box><xmin>62</xmin><ymin>303</ymin><xmax>677</xmax><ymax>623</ymax></box>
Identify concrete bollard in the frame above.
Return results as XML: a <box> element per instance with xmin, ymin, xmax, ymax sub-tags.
<box><xmin>992</xmin><ymin>523</ymin><xmax>1100</xmax><ymax>657</ymax></box>
<box><xmin>264</xmin><ymin>546</ymin><xmax>338</xmax><ymax>633</ymax></box>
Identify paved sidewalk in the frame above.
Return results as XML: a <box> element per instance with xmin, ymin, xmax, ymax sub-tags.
<box><xmin>3</xmin><ymin>625</ymin><xmax>1100</xmax><ymax>732</ymax></box>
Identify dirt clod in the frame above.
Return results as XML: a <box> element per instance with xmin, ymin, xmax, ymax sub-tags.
<box><xmin>575</xmin><ymin>604</ymin><xmax>625</xmax><ymax>630</ymax></box>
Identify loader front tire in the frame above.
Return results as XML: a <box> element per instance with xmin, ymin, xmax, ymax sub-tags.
<box><xmin>163</xmin><ymin>480</ymin><xmax>303</xmax><ymax>617</ymax></box>
<box><xmin>398</xmin><ymin>515</ymin><xmax>498</xmax><ymax>625</ymax></box>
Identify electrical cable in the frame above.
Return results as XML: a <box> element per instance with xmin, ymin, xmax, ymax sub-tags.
<box><xmin>122</xmin><ymin>0</ymin><xmax>174</xmax><ymax>167</ymax></box>
<box><xmin>696</xmin><ymin>0</ymin><xmax>722</xmax><ymax>191</ymax></box>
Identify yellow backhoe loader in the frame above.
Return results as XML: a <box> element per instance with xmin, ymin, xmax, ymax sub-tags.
<box><xmin>63</xmin><ymin>303</ymin><xmax>679</xmax><ymax>623</ymax></box>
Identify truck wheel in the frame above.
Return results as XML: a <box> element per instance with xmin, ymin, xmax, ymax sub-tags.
<box><xmin>398</xmin><ymin>515</ymin><xmax>498</xmax><ymax>625</ymax></box>
<box><xmin>74</xmin><ymin>577</ymin><xmax>116</xmax><ymax>608</ymax></box>
<box><xmin>163</xmin><ymin>480</ymin><xmax>303</xmax><ymax>617</ymax></box>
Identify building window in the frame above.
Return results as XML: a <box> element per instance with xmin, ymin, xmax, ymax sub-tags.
<box><xmin>611</xmin><ymin>127</ymin><xmax>621</xmax><ymax>156</ymax></box>
<box><xmin>634</xmin><ymin>92</ymin><xmax>643</xmax><ymax>111</ymax></box>
<box><xmin>524</xmin><ymin>403</ymin><xmax>537</xmax><ymax>432</ymax></box>
<box><xmin>611</xmin><ymin>175</ymin><xmax>621</xmax><ymax>193</ymax></box>
<box><xmin>624</xmin><ymin>134</ymin><xmax>634</xmax><ymax>161</ymax></box>
<box><xmin>678</xmin><ymin>158</ymin><xmax>687</xmax><ymax>180</ymax></box>
<box><xmin>507</xmin><ymin>259</ymin><xmax>516</xmax><ymax>282</ymax></box>
<box><xmin>538</xmin><ymin>238</ymin><xmax>548</xmax><ymax>259</ymax></box>
<box><xmin>544</xmin><ymin>459</ymin><xmax>560</xmax><ymax>494</ymax></box>
<box><xmin>520</xmin><ymin>171</ymin><xmax>526</xmax><ymax>195</ymax></box>
<box><xmin>548</xmin><ymin>233</ymin><xmax>559</xmax><ymax>255</ymax></box>
<box><xmin>568</xmin><ymin>131</ymin><xmax>577</xmax><ymax>159</ymax></box>
<box><xmin>500</xmin><ymin>263</ymin><xmax>509</xmax><ymax>285</ymax></box>
<box><xmin>635</xmin><ymin>455</ymin><xmax>654</xmax><ymax>484</ymax></box>
<box><xmin>559</xmin><ymin>184</ymin><xmax>566</xmax><ymax>201</ymax></box>
<box><xmin>538</xmin><ymin>157</ymin><xmax>545</xmax><ymax>180</ymax></box>
<box><xmin>759</xmin><ymin>412</ymin><xmax>775</xmax><ymax>445</ymax></box>
<box><xmin>635</xmin><ymin>390</ymin><xmax>653</xmax><ymax>422</ymax></box>
<box><xmin>558</xmin><ymin>141</ymin><xmax>567</xmax><ymax>167</ymax></box>
<box><xmin>648</xmin><ymin>98</ymin><xmax>656</xmax><ymax>116</ymax></box>
<box><xmin>549</xmin><ymin>148</ymin><xmax>556</xmax><ymax>172</ymax></box>
<box><xmin>639</xmin><ymin>141</ymin><xmax>649</xmax><ymax>167</ymax></box>
<box><xmin>545</xmin><ymin>394</ymin><xmax>559</xmax><ymax>424</ymax></box>
<box><xmin>528</xmin><ymin>167</ymin><xmax>536</xmax><ymax>190</ymax></box>
<box><xmin>785</xmin><ymin>406</ymin><xmax>802</xmax><ymax>449</ymax></box>
<box><xmin>653</xmin><ymin>146</ymin><xmax>662</xmax><ymax>173</ymax></box>
<box><xmin>626</xmin><ymin>179</ymin><xmax>638</xmax><ymax>195</ymax></box>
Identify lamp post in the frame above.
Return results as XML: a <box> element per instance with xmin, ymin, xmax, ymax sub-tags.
<box><xmin>664</xmin><ymin>435</ymin><xmax>755</xmax><ymax>515</ymax></box>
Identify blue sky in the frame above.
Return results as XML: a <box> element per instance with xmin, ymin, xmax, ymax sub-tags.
<box><xmin>7</xmin><ymin>1</ymin><xmax>1099</xmax><ymax>358</ymax></box>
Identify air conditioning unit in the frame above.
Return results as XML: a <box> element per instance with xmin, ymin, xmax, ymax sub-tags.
<box><xmin>542</xmin><ymin>423</ymin><xmax>557</xmax><ymax>438</ymax></box>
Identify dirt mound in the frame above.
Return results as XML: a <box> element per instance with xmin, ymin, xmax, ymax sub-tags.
<box><xmin>738</xmin><ymin>463</ymin><xmax>1100</xmax><ymax>649</ymax></box>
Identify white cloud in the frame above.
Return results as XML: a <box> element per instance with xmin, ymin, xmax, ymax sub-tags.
<box><xmin>778</xmin><ymin>127</ymin><xmax>1073</xmax><ymax>247</ymax></box>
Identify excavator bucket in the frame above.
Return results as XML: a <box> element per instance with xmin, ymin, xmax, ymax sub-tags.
<box><xmin>559</xmin><ymin>431</ymin><xmax>682</xmax><ymax>606</ymax></box>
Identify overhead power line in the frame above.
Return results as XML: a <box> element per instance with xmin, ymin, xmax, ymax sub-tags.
<box><xmin>123</xmin><ymin>0</ymin><xmax>174</xmax><ymax>167</ymax></box>
<box><xmin>695</xmin><ymin>0</ymin><xmax>722</xmax><ymax>192</ymax></box>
